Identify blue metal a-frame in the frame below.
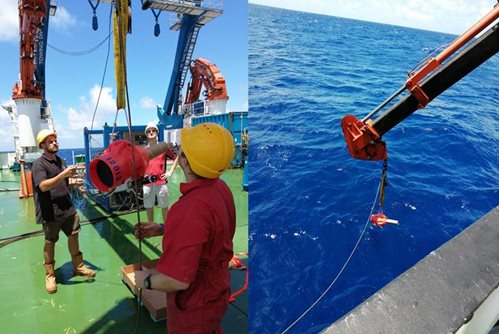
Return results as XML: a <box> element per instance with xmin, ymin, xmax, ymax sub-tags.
<box><xmin>142</xmin><ymin>0</ymin><xmax>222</xmax><ymax>129</ymax></box>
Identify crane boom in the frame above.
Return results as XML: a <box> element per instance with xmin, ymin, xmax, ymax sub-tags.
<box><xmin>341</xmin><ymin>6</ymin><xmax>499</xmax><ymax>161</ymax></box>
<box><xmin>185</xmin><ymin>57</ymin><xmax>228</xmax><ymax>104</ymax></box>
<box><xmin>12</xmin><ymin>0</ymin><xmax>48</xmax><ymax>100</ymax></box>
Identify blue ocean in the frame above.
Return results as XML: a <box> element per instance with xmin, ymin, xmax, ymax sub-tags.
<box><xmin>248</xmin><ymin>4</ymin><xmax>498</xmax><ymax>334</ymax></box>
<box><xmin>57</xmin><ymin>148</ymin><xmax>95</xmax><ymax>165</ymax></box>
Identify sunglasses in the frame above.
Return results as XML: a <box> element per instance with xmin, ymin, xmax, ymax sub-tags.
<box><xmin>146</xmin><ymin>130</ymin><xmax>157</xmax><ymax>134</ymax></box>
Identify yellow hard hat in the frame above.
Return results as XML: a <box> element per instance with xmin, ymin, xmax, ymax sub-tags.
<box><xmin>180</xmin><ymin>123</ymin><xmax>234</xmax><ymax>179</ymax></box>
<box><xmin>37</xmin><ymin>129</ymin><xmax>57</xmax><ymax>148</ymax></box>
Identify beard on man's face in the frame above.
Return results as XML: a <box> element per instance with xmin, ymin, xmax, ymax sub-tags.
<box><xmin>46</xmin><ymin>144</ymin><xmax>59</xmax><ymax>154</ymax></box>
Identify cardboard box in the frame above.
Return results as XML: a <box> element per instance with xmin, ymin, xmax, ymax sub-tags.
<box><xmin>121</xmin><ymin>259</ymin><xmax>167</xmax><ymax>322</ymax></box>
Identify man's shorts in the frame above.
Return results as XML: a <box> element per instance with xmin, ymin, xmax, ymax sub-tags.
<box><xmin>143</xmin><ymin>184</ymin><xmax>169</xmax><ymax>209</ymax></box>
<box><xmin>43</xmin><ymin>214</ymin><xmax>81</xmax><ymax>243</ymax></box>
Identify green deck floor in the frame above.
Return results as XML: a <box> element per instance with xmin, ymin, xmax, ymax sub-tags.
<box><xmin>0</xmin><ymin>167</ymin><xmax>248</xmax><ymax>333</ymax></box>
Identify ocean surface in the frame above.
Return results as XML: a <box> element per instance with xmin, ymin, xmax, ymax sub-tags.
<box><xmin>249</xmin><ymin>4</ymin><xmax>498</xmax><ymax>334</ymax></box>
<box><xmin>57</xmin><ymin>148</ymin><xmax>98</xmax><ymax>165</ymax></box>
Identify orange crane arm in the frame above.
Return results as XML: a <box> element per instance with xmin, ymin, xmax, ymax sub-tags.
<box><xmin>184</xmin><ymin>58</ymin><xmax>228</xmax><ymax>104</ymax></box>
<box><xmin>405</xmin><ymin>5</ymin><xmax>499</xmax><ymax>108</ymax></box>
<box><xmin>13</xmin><ymin>0</ymin><xmax>47</xmax><ymax>100</ymax></box>
<box><xmin>341</xmin><ymin>5</ymin><xmax>499</xmax><ymax>161</ymax></box>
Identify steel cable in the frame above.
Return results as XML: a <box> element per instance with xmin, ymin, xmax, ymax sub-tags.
<box><xmin>281</xmin><ymin>178</ymin><xmax>383</xmax><ymax>334</ymax></box>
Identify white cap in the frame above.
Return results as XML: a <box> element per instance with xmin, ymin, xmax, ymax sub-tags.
<box><xmin>145</xmin><ymin>122</ymin><xmax>159</xmax><ymax>134</ymax></box>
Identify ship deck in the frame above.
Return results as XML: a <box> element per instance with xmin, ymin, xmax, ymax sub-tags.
<box><xmin>0</xmin><ymin>167</ymin><xmax>248</xmax><ymax>333</ymax></box>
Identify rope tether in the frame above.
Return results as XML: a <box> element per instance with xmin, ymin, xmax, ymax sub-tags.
<box><xmin>229</xmin><ymin>253</ymin><xmax>249</xmax><ymax>303</ymax></box>
<box><xmin>280</xmin><ymin>178</ymin><xmax>384</xmax><ymax>334</ymax></box>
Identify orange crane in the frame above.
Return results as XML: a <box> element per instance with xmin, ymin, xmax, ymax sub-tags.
<box><xmin>184</xmin><ymin>57</ymin><xmax>228</xmax><ymax>105</ymax></box>
<box><xmin>341</xmin><ymin>5</ymin><xmax>499</xmax><ymax>226</ymax></box>
<box><xmin>11</xmin><ymin>0</ymin><xmax>57</xmax><ymax>198</ymax></box>
<box><xmin>12</xmin><ymin>0</ymin><xmax>48</xmax><ymax>100</ymax></box>
<box><xmin>341</xmin><ymin>5</ymin><xmax>499</xmax><ymax>162</ymax></box>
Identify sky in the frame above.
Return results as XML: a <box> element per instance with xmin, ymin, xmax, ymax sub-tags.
<box><xmin>249</xmin><ymin>0</ymin><xmax>498</xmax><ymax>35</ymax></box>
<box><xmin>1</xmin><ymin>1</ymin><xmax>497</xmax><ymax>151</ymax></box>
<box><xmin>0</xmin><ymin>0</ymin><xmax>248</xmax><ymax>150</ymax></box>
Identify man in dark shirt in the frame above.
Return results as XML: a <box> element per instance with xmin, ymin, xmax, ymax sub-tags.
<box><xmin>32</xmin><ymin>129</ymin><xmax>95</xmax><ymax>294</ymax></box>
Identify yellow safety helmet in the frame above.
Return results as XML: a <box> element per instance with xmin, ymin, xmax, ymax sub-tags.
<box><xmin>37</xmin><ymin>129</ymin><xmax>57</xmax><ymax>148</ymax></box>
<box><xmin>180</xmin><ymin>123</ymin><xmax>234</xmax><ymax>179</ymax></box>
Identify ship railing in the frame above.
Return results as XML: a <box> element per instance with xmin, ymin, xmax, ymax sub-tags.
<box><xmin>182</xmin><ymin>100</ymin><xmax>219</xmax><ymax>116</ymax></box>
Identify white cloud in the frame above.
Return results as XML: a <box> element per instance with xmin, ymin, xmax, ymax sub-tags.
<box><xmin>0</xmin><ymin>3</ymin><xmax>77</xmax><ymax>43</ymax></box>
<box><xmin>0</xmin><ymin>0</ymin><xmax>20</xmax><ymax>42</ymax></box>
<box><xmin>48</xmin><ymin>85</ymin><xmax>116</xmax><ymax>148</ymax></box>
<box><xmin>50</xmin><ymin>7</ymin><xmax>77</xmax><ymax>30</ymax></box>
<box><xmin>140</xmin><ymin>96</ymin><xmax>158</xmax><ymax>110</ymax></box>
<box><xmin>0</xmin><ymin>86</ymin><xmax>118</xmax><ymax>151</ymax></box>
<box><xmin>63</xmin><ymin>85</ymin><xmax>116</xmax><ymax>131</ymax></box>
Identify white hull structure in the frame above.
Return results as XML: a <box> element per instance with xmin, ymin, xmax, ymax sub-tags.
<box><xmin>206</xmin><ymin>98</ymin><xmax>227</xmax><ymax>114</ymax></box>
<box><xmin>16</xmin><ymin>97</ymin><xmax>42</xmax><ymax>148</ymax></box>
<box><xmin>456</xmin><ymin>284</ymin><xmax>499</xmax><ymax>334</ymax></box>
<box><xmin>13</xmin><ymin>97</ymin><xmax>54</xmax><ymax>162</ymax></box>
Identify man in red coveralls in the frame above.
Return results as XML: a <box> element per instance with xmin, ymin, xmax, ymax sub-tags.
<box><xmin>134</xmin><ymin>123</ymin><xmax>236</xmax><ymax>334</ymax></box>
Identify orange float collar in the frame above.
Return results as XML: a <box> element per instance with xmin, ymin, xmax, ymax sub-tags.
<box><xmin>370</xmin><ymin>213</ymin><xmax>399</xmax><ymax>227</ymax></box>
<box><xmin>89</xmin><ymin>140</ymin><xmax>170</xmax><ymax>192</ymax></box>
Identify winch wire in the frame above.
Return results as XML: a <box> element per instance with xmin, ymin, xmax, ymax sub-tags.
<box><xmin>110</xmin><ymin>1</ymin><xmax>145</xmax><ymax>331</ymax></box>
<box><xmin>281</xmin><ymin>178</ymin><xmax>383</xmax><ymax>334</ymax></box>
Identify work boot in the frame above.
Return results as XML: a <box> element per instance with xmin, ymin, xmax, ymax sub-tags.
<box><xmin>44</xmin><ymin>262</ymin><xmax>57</xmax><ymax>294</ymax></box>
<box><xmin>71</xmin><ymin>252</ymin><xmax>96</xmax><ymax>278</ymax></box>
